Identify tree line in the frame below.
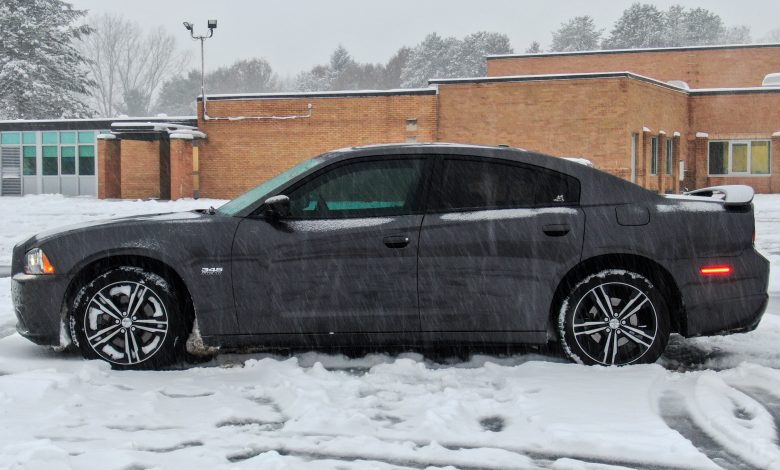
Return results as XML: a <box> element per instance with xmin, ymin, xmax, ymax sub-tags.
<box><xmin>1</xmin><ymin>0</ymin><xmax>778</xmax><ymax>120</ymax></box>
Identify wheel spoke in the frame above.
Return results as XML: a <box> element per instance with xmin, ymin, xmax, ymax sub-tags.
<box><xmin>622</xmin><ymin>324</ymin><xmax>655</xmax><ymax>342</ymax></box>
<box><xmin>92</xmin><ymin>327</ymin><xmax>122</xmax><ymax>347</ymax></box>
<box><xmin>622</xmin><ymin>330</ymin><xmax>651</xmax><ymax>349</ymax></box>
<box><xmin>91</xmin><ymin>299</ymin><xmax>121</xmax><ymax>321</ymax></box>
<box><xmin>125</xmin><ymin>283</ymin><xmax>140</xmax><ymax>319</ymax></box>
<box><xmin>129</xmin><ymin>329</ymin><xmax>141</xmax><ymax>363</ymax></box>
<box><xmin>127</xmin><ymin>286</ymin><xmax>149</xmax><ymax>319</ymax></box>
<box><xmin>611</xmin><ymin>331</ymin><xmax>618</xmax><ymax>365</ymax></box>
<box><xmin>590</xmin><ymin>290</ymin><xmax>611</xmax><ymax>319</ymax></box>
<box><xmin>616</xmin><ymin>292</ymin><xmax>642</xmax><ymax>319</ymax></box>
<box><xmin>97</xmin><ymin>293</ymin><xmax>124</xmax><ymax>318</ymax></box>
<box><xmin>132</xmin><ymin>319</ymin><xmax>168</xmax><ymax>325</ymax></box>
<box><xmin>598</xmin><ymin>285</ymin><xmax>615</xmax><ymax>317</ymax></box>
<box><xmin>575</xmin><ymin>326</ymin><xmax>607</xmax><ymax>336</ymax></box>
<box><xmin>573</xmin><ymin>321</ymin><xmax>604</xmax><ymax>328</ymax></box>
<box><xmin>618</xmin><ymin>297</ymin><xmax>649</xmax><ymax>321</ymax></box>
<box><xmin>602</xmin><ymin>330</ymin><xmax>613</xmax><ymax>363</ymax></box>
<box><xmin>87</xmin><ymin>323</ymin><xmax>120</xmax><ymax>341</ymax></box>
<box><xmin>133</xmin><ymin>324</ymin><xmax>166</xmax><ymax>335</ymax></box>
<box><xmin>124</xmin><ymin>330</ymin><xmax>132</xmax><ymax>363</ymax></box>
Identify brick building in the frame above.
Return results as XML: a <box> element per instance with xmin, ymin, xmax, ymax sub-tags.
<box><xmin>9</xmin><ymin>43</ymin><xmax>780</xmax><ymax>199</ymax></box>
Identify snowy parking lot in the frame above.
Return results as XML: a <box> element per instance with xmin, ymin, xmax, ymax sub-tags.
<box><xmin>1</xmin><ymin>194</ymin><xmax>779</xmax><ymax>469</ymax></box>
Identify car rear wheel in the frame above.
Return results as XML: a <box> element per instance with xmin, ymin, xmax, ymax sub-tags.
<box><xmin>557</xmin><ymin>269</ymin><xmax>670</xmax><ymax>366</ymax></box>
<box><xmin>69</xmin><ymin>266</ymin><xmax>189</xmax><ymax>370</ymax></box>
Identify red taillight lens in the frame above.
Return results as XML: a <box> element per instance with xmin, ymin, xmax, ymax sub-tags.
<box><xmin>700</xmin><ymin>265</ymin><xmax>732</xmax><ymax>275</ymax></box>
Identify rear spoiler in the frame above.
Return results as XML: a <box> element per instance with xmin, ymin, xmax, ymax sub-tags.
<box><xmin>683</xmin><ymin>185</ymin><xmax>754</xmax><ymax>207</ymax></box>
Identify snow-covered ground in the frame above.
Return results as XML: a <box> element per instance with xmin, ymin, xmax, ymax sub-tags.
<box><xmin>0</xmin><ymin>194</ymin><xmax>779</xmax><ymax>469</ymax></box>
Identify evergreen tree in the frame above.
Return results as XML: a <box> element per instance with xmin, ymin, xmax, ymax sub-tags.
<box><xmin>525</xmin><ymin>41</ymin><xmax>542</xmax><ymax>54</ymax></box>
<box><xmin>0</xmin><ymin>0</ymin><xmax>93</xmax><ymax>119</ymax></box>
<box><xmin>551</xmin><ymin>16</ymin><xmax>602</xmax><ymax>52</ymax></box>
<box><xmin>681</xmin><ymin>7</ymin><xmax>726</xmax><ymax>45</ymax></box>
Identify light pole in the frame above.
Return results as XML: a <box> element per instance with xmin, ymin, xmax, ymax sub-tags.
<box><xmin>183</xmin><ymin>20</ymin><xmax>217</xmax><ymax>119</ymax></box>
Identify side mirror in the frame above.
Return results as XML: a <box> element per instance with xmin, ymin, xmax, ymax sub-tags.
<box><xmin>263</xmin><ymin>195</ymin><xmax>290</xmax><ymax>219</ymax></box>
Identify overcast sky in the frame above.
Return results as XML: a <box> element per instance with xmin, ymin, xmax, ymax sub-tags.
<box><xmin>68</xmin><ymin>0</ymin><xmax>778</xmax><ymax>77</ymax></box>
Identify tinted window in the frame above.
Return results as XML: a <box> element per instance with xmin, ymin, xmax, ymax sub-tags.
<box><xmin>287</xmin><ymin>158</ymin><xmax>427</xmax><ymax>219</ymax></box>
<box><xmin>430</xmin><ymin>158</ymin><xmax>578</xmax><ymax>211</ymax></box>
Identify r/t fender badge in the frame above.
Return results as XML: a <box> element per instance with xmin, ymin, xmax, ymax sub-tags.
<box><xmin>201</xmin><ymin>267</ymin><xmax>224</xmax><ymax>275</ymax></box>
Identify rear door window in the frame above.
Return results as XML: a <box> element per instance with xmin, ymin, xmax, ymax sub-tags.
<box><xmin>428</xmin><ymin>158</ymin><xmax>579</xmax><ymax>211</ymax></box>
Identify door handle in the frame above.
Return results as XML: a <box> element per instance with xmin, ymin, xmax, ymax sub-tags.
<box><xmin>383</xmin><ymin>235</ymin><xmax>410</xmax><ymax>248</ymax></box>
<box><xmin>542</xmin><ymin>224</ymin><xmax>571</xmax><ymax>237</ymax></box>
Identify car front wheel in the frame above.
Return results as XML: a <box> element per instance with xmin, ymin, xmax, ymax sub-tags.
<box><xmin>69</xmin><ymin>266</ymin><xmax>189</xmax><ymax>369</ymax></box>
<box><xmin>557</xmin><ymin>269</ymin><xmax>670</xmax><ymax>366</ymax></box>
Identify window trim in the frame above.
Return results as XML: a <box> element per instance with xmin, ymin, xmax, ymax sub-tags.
<box><xmin>707</xmin><ymin>139</ymin><xmax>772</xmax><ymax>177</ymax></box>
<box><xmin>665</xmin><ymin>139</ymin><xmax>673</xmax><ymax>176</ymax></box>
<box><xmin>260</xmin><ymin>155</ymin><xmax>433</xmax><ymax>220</ymax></box>
<box><xmin>650</xmin><ymin>137</ymin><xmax>659</xmax><ymax>176</ymax></box>
<box><xmin>425</xmin><ymin>155</ymin><xmax>581</xmax><ymax>214</ymax></box>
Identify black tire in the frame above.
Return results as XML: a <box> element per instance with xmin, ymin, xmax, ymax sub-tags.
<box><xmin>69</xmin><ymin>266</ymin><xmax>190</xmax><ymax>370</ymax></box>
<box><xmin>557</xmin><ymin>269</ymin><xmax>670</xmax><ymax>366</ymax></box>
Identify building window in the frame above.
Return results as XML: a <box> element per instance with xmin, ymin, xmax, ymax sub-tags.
<box><xmin>405</xmin><ymin>119</ymin><xmax>418</xmax><ymax>132</ymax></box>
<box><xmin>666</xmin><ymin>139</ymin><xmax>673</xmax><ymax>176</ymax></box>
<box><xmin>708</xmin><ymin>140</ymin><xmax>771</xmax><ymax>176</ymax></box>
<box><xmin>631</xmin><ymin>133</ymin><xmax>638</xmax><ymax>183</ymax></box>
<box><xmin>0</xmin><ymin>132</ymin><xmax>20</xmax><ymax>145</ymax></box>
<box><xmin>42</xmin><ymin>145</ymin><xmax>58</xmax><ymax>175</ymax></box>
<box><xmin>22</xmin><ymin>145</ymin><xmax>37</xmax><ymax>176</ymax></box>
<box><xmin>650</xmin><ymin>137</ymin><xmax>659</xmax><ymax>175</ymax></box>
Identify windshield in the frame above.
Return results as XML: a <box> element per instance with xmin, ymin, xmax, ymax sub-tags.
<box><xmin>217</xmin><ymin>157</ymin><xmax>325</xmax><ymax>216</ymax></box>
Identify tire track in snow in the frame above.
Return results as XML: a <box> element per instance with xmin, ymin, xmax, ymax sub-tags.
<box><xmin>659</xmin><ymin>390</ymin><xmax>753</xmax><ymax>470</ymax></box>
<box><xmin>732</xmin><ymin>386</ymin><xmax>780</xmax><ymax>445</ymax></box>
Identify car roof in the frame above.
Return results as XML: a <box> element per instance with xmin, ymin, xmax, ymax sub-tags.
<box><xmin>322</xmin><ymin>142</ymin><xmax>659</xmax><ymax>206</ymax></box>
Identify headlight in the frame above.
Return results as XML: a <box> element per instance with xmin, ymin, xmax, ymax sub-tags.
<box><xmin>25</xmin><ymin>248</ymin><xmax>55</xmax><ymax>275</ymax></box>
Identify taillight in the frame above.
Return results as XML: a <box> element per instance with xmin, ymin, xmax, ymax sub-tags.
<box><xmin>700</xmin><ymin>265</ymin><xmax>732</xmax><ymax>276</ymax></box>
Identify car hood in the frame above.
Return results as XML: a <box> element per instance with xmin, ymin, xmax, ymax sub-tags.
<box><xmin>24</xmin><ymin>210</ymin><xmax>211</xmax><ymax>248</ymax></box>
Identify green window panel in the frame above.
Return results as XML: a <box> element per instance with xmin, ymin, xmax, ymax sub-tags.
<box><xmin>60</xmin><ymin>132</ymin><xmax>76</xmax><ymax>145</ymax></box>
<box><xmin>78</xmin><ymin>131</ymin><xmax>95</xmax><ymax>144</ymax></box>
<box><xmin>43</xmin><ymin>146</ymin><xmax>58</xmax><ymax>158</ymax></box>
<box><xmin>61</xmin><ymin>146</ymin><xmax>76</xmax><ymax>175</ymax></box>
<box><xmin>78</xmin><ymin>145</ymin><xmax>95</xmax><ymax>157</ymax></box>
<box><xmin>23</xmin><ymin>146</ymin><xmax>37</xmax><ymax>176</ymax></box>
<box><xmin>1</xmin><ymin>132</ymin><xmax>20</xmax><ymax>145</ymax></box>
<box><xmin>22</xmin><ymin>132</ymin><xmax>37</xmax><ymax>145</ymax></box>
<box><xmin>79</xmin><ymin>145</ymin><xmax>96</xmax><ymax>175</ymax></box>
<box><xmin>42</xmin><ymin>132</ymin><xmax>58</xmax><ymax>145</ymax></box>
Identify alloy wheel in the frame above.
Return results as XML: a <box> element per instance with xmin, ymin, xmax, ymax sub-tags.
<box><xmin>83</xmin><ymin>281</ymin><xmax>169</xmax><ymax>366</ymax></box>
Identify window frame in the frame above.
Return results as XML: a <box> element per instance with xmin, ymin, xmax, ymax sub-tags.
<box><xmin>258</xmin><ymin>155</ymin><xmax>433</xmax><ymax>220</ymax></box>
<box><xmin>426</xmin><ymin>155</ymin><xmax>581</xmax><ymax>214</ymax></box>
<box><xmin>665</xmin><ymin>139</ymin><xmax>673</xmax><ymax>176</ymax></box>
<box><xmin>708</xmin><ymin>139</ymin><xmax>772</xmax><ymax>177</ymax></box>
<box><xmin>650</xmin><ymin>137</ymin><xmax>659</xmax><ymax>176</ymax></box>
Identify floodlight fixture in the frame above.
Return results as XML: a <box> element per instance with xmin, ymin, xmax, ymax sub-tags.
<box><xmin>207</xmin><ymin>19</ymin><xmax>217</xmax><ymax>30</ymax></box>
<box><xmin>182</xmin><ymin>21</ymin><xmax>193</xmax><ymax>32</ymax></box>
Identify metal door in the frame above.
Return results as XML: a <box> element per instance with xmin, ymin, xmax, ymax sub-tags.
<box><xmin>1</xmin><ymin>147</ymin><xmax>22</xmax><ymax>196</ymax></box>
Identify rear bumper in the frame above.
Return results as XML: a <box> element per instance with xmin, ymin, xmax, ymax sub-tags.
<box><xmin>677</xmin><ymin>249</ymin><xmax>770</xmax><ymax>337</ymax></box>
<box><xmin>11</xmin><ymin>273</ymin><xmax>70</xmax><ymax>346</ymax></box>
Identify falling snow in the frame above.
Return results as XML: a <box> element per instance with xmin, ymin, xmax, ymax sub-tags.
<box><xmin>0</xmin><ymin>194</ymin><xmax>780</xmax><ymax>468</ymax></box>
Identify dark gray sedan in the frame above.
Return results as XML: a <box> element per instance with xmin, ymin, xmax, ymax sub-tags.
<box><xmin>10</xmin><ymin>144</ymin><xmax>770</xmax><ymax>369</ymax></box>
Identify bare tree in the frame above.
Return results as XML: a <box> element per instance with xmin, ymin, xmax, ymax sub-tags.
<box><xmin>80</xmin><ymin>14</ymin><xmax>190</xmax><ymax>117</ymax></box>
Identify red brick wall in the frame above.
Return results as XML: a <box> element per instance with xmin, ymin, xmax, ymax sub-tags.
<box><xmin>120</xmin><ymin>139</ymin><xmax>160</xmax><ymax>199</ymax></box>
<box><xmin>197</xmin><ymin>94</ymin><xmax>437</xmax><ymax>199</ymax></box>
<box><xmin>487</xmin><ymin>45</ymin><xmax>780</xmax><ymax>89</ymax></box>
<box><xmin>690</xmin><ymin>92</ymin><xmax>780</xmax><ymax>192</ymax></box>
<box><xmin>170</xmin><ymin>138</ymin><xmax>194</xmax><ymax>200</ymax></box>
<box><xmin>97</xmin><ymin>137</ymin><xmax>121</xmax><ymax>199</ymax></box>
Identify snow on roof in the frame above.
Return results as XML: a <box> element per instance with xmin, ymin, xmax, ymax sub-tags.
<box><xmin>763</xmin><ymin>73</ymin><xmax>780</xmax><ymax>87</ymax></box>
<box><xmin>689</xmin><ymin>86</ymin><xmax>780</xmax><ymax>94</ymax></box>
<box><xmin>203</xmin><ymin>88</ymin><xmax>437</xmax><ymax>101</ymax></box>
<box><xmin>673</xmin><ymin>131</ymin><xmax>681</xmax><ymax>137</ymax></box>
<box><xmin>773</xmin><ymin>131</ymin><xmax>780</xmax><ymax>137</ymax></box>
<box><xmin>170</xmin><ymin>130</ymin><xmax>207</xmax><ymax>139</ymax></box>
<box><xmin>486</xmin><ymin>42</ymin><xmax>780</xmax><ymax>60</ymax></box>
<box><xmin>667</xmin><ymin>80</ymin><xmax>690</xmax><ymax>90</ymax></box>
<box><xmin>96</xmin><ymin>133</ymin><xmax>116</xmax><ymax>140</ymax></box>
<box><xmin>429</xmin><ymin>71</ymin><xmax>687</xmax><ymax>93</ymax></box>
<box><xmin>659</xmin><ymin>130</ymin><xmax>666</xmax><ymax>135</ymax></box>
<box><xmin>643</xmin><ymin>127</ymin><xmax>652</xmax><ymax>132</ymax></box>
<box><xmin>696</xmin><ymin>132</ymin><xmax>710</xmax><ymax>138</ymax></box>
<box><xmin>0</xmin><ymin>116</ymin><xmax>195</xmax><ymax>125</ymax></box>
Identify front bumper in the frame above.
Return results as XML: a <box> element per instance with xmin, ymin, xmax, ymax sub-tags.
<box><xmin>11</xmin><ymin>273</ymin><xmax>70</xmax><ymax>346</ymax></box>
<box><xmin>677</xmin><ymin>249</ymin><xmax>770</xmax><ymax>337</ymax></box>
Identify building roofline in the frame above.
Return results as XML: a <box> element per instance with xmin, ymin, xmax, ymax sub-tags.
<box><xmin>689</xmin><ymin>86</ymin><xmax>780</xmax><ymax>96</ymax></box>
<box><xmin>429</xmin><ymin>71</ymin><xmax>687</xmax><ymax>93</ymax></box>
<box><xmin>486</xmin><ymin>42</ymin><xmax>780</xmax><ymax>60</ymax></box>
<box><xmin>0</xmin><ymin>116</ymin><xmax>197</xmax><ymax>132</ymax></box>
<box><xmin>200</xmin><ymin>88</ymin><xmax>437</xmax><ymax>101</ymax></box>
